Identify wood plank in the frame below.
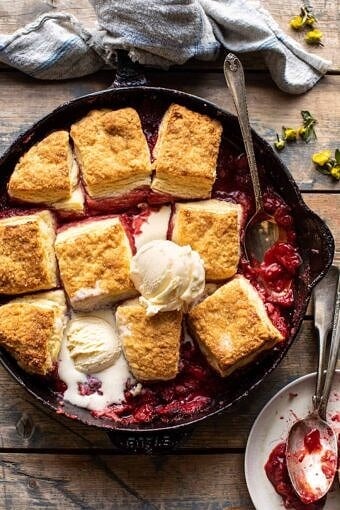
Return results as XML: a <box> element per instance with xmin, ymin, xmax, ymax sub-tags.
<box><xmin>1</xmin><ymin>453</ymin><xmax>254</xmax><ymax>509</ymax></box>
<box><xmin>261</xmin><ymin>0</ymin><xmax>340</xmax><ymax>72</ymax></box>
<box><xmin>303</xmin><ymin>194</ymin><xmax>340</xmax><ymax>264</ymax></box>
<box><xmin>302</xmin><ymin>193</ymin><xmax>340</xmax><ymax>314</ymax></box>
<box><xmin>0</xmin><ymin>71</ymin><xmax>339</xmax><ymax>191</ymax></box>
<box><xmin>0</xmin><ymin>320</ymin><xmax>326</xmax><ymax>451</ymax></box>
<box><xmin>0</xmin><ymin>0</ymin><xmax>96</xmax><ymax>31</ymax></box>
<box><xmin>0</xmin><ymin>0</ymin><xmax>338</xmax><ymax>72</ymax></box>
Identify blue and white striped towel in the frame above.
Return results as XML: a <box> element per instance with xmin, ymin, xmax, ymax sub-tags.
<box><xmin>0</xmin><ymin>0</ymin><xmax>330</xmax><ymax>94</ymax></box>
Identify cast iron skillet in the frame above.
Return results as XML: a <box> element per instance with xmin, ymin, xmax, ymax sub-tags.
<box><xmin>0</xmin><ymin>53</ymin><xmax>334</xmax><ymax>452</ymax></box>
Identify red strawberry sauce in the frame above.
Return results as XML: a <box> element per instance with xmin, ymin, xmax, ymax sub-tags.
<box><xmin>304</xmin><ymin>429</ymin><xmax>322</xmax><ymax>454</ymax></box>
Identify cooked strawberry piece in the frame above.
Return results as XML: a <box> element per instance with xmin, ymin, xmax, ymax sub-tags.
<box><xmin>133</xmin><ymin>404</ymin><xmax>155</xmax><ymax>423</ymax></box>
<box><xmin>264</xmin><ymin>242</ymin><xmax>302</xmax><ymax>275</ymax></box>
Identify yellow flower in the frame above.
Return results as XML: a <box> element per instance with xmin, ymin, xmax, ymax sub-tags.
<box><xmin>305</xmin><ymin>15</ymin><xmax>317</xmax><ymax>27</ymax></box>
<box><xmin>274</xmin><ymin>138</ymin><xmax>286</xmax><ymax>151</ymax></box>
<box><xmin>312</xmin><ymin>150</ymin><xmax>332</xmax><ymax>166</ymax></box>
<box><xmin>290</xmin><ymin>15</ymin><xmax>305</xmax><ymax>30</ymax></box>
<box><xmin>305</xmin><ymin>29</ymin><xmax>323</xmax><ymax>45</ymax></box>
<box><xmin>283</xmin><ymin>127</ymin><xmax>298</xmax><ymax>141</ymax></box>
<box><xmin>298</xmin><ymin>126</ymin><xmax>308</xmax><ymax>140</ymax></box>
<box><xmin>330</xmin><ymin>165</ymin><xmax>340</xmax><ymax>180</ymax></box>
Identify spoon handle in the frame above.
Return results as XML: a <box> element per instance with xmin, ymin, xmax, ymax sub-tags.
<box><xmin>312</xmin><ymin>265</ymin><xmax>339</xmax><ymax>409</ymax></box>
<box><xmin>223</xmin><ymin>53</ymin><xmax>263</xmax><ymax>212</ymax></box>
<box><xmin>313</xmin><ymin>328</ymin><xmax>328</xmax><ymax>410</ymax></box>
<box><xmin>318</xmin><ymin>277</ymin><xmax>340</xmax><ymax>419</ymax></box>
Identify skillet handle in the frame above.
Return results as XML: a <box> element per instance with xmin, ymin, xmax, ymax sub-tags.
<box><xmin>299</xmin><ymin>210</ymin><xmax>334</xmax><ymax>290</ymax></box>
<box><xmin>107</xmin><ymin>427</ymin><xmax>193</xmax><ymax>453</ymax></box>
<box><xmin>111</xmin><ymin>50</ymin><xmax>148</xmax><ymax>88</ymax></box>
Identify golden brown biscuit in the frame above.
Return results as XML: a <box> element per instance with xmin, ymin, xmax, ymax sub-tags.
<box><xmin>188</xmin><ymin>276</ymin><xmax>283</xmax><ymax>377</ymax></box>
<box><xmin>0</xmin><ymin>211</ymin><xmax>57</xmax><ymax>294</ymax></box>
<box><xmin>116</xmin><ymin>299</ymin><xmax>182</xmax><ymax>381</ymax></box>
<box><xmin>70</xmin><ymin>108</ymin><xmax>152</xmax><ymax>199</ymax></box>
<box><xmin>151</xmin><ymin>104</ymin><xmax>222</xmax><ymax>199</ymax></box>
<box><xmin>55</xmin><ymin>217</ymin><xmax>136</xmax><ymax>310</ymax></box>
<box><xmin>8</xmin><ymin>131</ymin><xmax>77</xmax><ymax>203</ymax></box>
<box><xmin>172</xmin><ymin>199</ymin><xmax>242</xmax><ymax>281</ymax></box>
<box><xmin>0</xmin><ymin>290</ymin><xmax>67</xmax><ymax>375</ymax></box>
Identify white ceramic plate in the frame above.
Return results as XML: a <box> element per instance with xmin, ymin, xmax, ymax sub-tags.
<box><xmin>245</xmin><ymin>371</ymin><xmax>340</xmax><ymax>510</ymax></box>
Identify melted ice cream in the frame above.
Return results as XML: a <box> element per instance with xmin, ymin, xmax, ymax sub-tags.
<box><xmin>58</xmin><ymin>309</ymin><xmax>133</xmax><ymax>411</ymax></box>
<box><xmin>134</xmin><ymin>205</ymin><xmax>171</xmax><ymax>250</ymax></box>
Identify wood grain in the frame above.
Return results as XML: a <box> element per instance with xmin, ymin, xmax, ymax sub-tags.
<box><xmin>0</xmin><ymin>10</ymin><xmax>338</xmax><ymax>505</ymax></box>
<box><xmin>0</xmin><ymin>320</ymin><xmax>322</xmax><ymax>451</ymax></box>
<box><xmin>1</xmin><ymin>453</ymin><xmax>254</xmax><ymax>509</ymax></box>
<box><xmin>0</xmin><ymin>0</ymin><xmax>338</xmax><ymax>71</ymax></box>
<box><xmin>0</xmin><ymin>0</ymin><xmax>96</xmax><ymax>30</ymax></box>
<box><xmin>303</xmin><ymin>194</ymin><xmax>340</xmax><ymax>264</ymax></box>
<box><xmin>0</xmin><ymin>71</ymin><xmax>339</xmax><ymax>191</ymax></box>
<box><xmin>261</xmin><ymin>0</ymin><xmax>340</xmax><ymax>72</ymax></box>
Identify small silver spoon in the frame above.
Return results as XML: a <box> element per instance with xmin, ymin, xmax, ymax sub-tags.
<box><xmin>286</xmin><ymin>266</ymin><xmax>340</xmax><ymax>504</ymax></box>
<box><xmin>223</xmin><ymin>53</ymin><xmax>279</xmax><ymax>262</ymax></box>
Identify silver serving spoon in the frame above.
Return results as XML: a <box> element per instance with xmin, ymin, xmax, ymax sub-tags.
<box><xmin>223</xmin><ymin>53</ymin><xmax>279</xmax><ymax>262</ymax></box>
<box><xmin>286</xmin><ymin>266</ymin><xmax>340</xmax><ymax>504</ymax></box>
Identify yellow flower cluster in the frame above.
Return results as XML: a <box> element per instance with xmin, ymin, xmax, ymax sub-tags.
<box><xmin>274</xmin><ymin>128</ymin><xmax>298</xmax><ymax>150</ymax></box>
<box><xmin>312</xmin><ymin>149</ymin><xmax>340</xmax><ymax>180</ymax></box>
<box><xmin>274</xmin><ymin>111</ymin><xmax>317</xmax><ymax>151</ymax></box>
<box><xmin>289</xmin><ymin>6</ymin><xmax>323</xmax><ymax>46</ymax></box>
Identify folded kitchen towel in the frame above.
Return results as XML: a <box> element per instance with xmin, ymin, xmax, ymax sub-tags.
<box><xmin>0</xmin><ymin>0</ymin><xmax>331</xmax><ymax>94</ymax></box>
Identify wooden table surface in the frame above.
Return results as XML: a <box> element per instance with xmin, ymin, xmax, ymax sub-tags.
<box><xmin>0</xmin><ymin>1</ymin><xmax>339</xmax><ymax>508</ymax></box>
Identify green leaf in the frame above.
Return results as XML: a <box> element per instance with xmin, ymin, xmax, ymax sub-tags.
<box><xmin>307</xmin><ymin>127</ymin><xmax>317</xmax><ymax>143</ymax></box>
<box><xmin>300</xmin><ymin>111</ymin><xmax>317</xmax><ymax>142</ymax></box>
<box><xmin>301</xmin><ymin>110</ymin><xmax>313</xmax><ymax>123</ymax></box>
<box><xmin>315</xmin><ymin>165</ymin><xmax>331</xmax><ymax>176</ymax></box>
<box><xmin>335</xmin><ymin>149</ymin><xmax>340</xmax><ymax>164</ymax></box>
<box><xmin>300</xmin><ymin>7</ymin><xmax>308</xmax><ymax>23</ymax></box>
<box><xmin>301</xmin><ymin>125</ymin><xmax>317</xmax><ymax>143</ymax></box>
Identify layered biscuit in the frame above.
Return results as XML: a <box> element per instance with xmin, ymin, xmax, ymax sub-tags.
<box><xmin>172</xmin><ymin>199</ymin><xmax>242</xmax><ymax>280</ymax></box>
<box><xmin>116</xmin><ymin>299</ymin><xmax>182</xmax><ymax>381</ymax></box>
<box><xmin>188</xmin><ymin>276</ymin><xmax>283</xmax><ymax>377</ymax></box>
<box><xmin>8</xmin><ymin>131</ymin><xmax>78</xmax><ymax>204</ymax></box>
<box><xmin>0</xmin><ymin>211</ymin><xmax>57</xmax><ymax>294</ymax></box>
<box><xmin>151</xmin><ymin>104</ymin><xmax>223</xmax><ymax>199</ymax></box>
<box><xmin>55</xmin><ymin>217</ymin><xmax>136</xmax><ymax>310</ymax></box>
<box><xmin>51</xmin><ymin>185</ymin><xmax>85</xmax><ymax>215</ymax></box>
<box><xmin>70</xmin><ymin>108</ymin><xmax>152</xmax><ymax>199</ymax></box>
<box><xmin>0</xmin><ymin>290</ymin><xmax>67</xmax><ymax>375</ymax></box>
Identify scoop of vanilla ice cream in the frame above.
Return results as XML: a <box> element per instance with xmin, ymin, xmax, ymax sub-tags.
<box><xmin>130</xmin><ymin>240</ymin><xmax>205</xmax><ymax>316</ymax></box>
<box><xmin>66</xmin><ymin>316</ymin><xmax>121</xmax><ymax>373</ymax></box>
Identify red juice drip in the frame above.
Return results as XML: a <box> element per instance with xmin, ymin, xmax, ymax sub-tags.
<box><xmin>304</xmin><ymin>429</ymin><xmax>322</xmax><ymax>454</ymax></box>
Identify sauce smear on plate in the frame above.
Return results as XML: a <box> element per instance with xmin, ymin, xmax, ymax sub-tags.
<box><xmin>265</xmin><ymin>442</ymin><xmax>326</xmax><ymax>510</ymax></box>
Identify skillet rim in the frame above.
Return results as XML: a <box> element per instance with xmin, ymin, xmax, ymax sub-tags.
<box><xmin>0</xmin><ymin>85</ymin><xmax>334</xmax><ymax>435</ymax></box>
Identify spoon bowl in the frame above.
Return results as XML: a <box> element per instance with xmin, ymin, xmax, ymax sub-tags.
<box><xmin>286</xmin><ymin>413</ymin><xmax>338</xmax><ymax>504</ymax></box>
<box><xmin>244</xmin><ymin>212</ymin><xmax>279</xmax><ymax>262</ymax></box>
